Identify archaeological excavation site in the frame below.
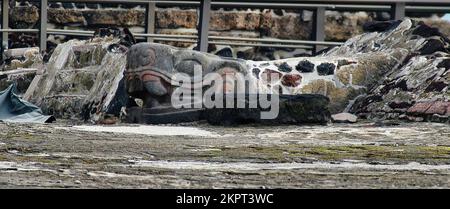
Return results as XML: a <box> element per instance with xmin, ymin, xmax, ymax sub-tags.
<box><xmin>0</xmin><ymin>0</ymin><xmax>449</xmax><ymax>193</ymax></box>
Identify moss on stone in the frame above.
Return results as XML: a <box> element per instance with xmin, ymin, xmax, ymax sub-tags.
<box><xmin>301</xmin><ymin>79</ymin><xmax>364</xmax><ymax>113</ymax></box>
<box><xmin>200</xmin><ymin>144</ymin><xmax>450</xmax><ymax>164</ymax></box>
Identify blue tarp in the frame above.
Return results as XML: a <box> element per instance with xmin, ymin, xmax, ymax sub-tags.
<box><xmin>0</xmin><ymin>84</ymin><xmax>55</xmax><ymax>123</ymax></box>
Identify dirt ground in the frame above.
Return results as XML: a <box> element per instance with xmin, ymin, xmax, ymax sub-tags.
<box><xmin>0</xmin><ymin>120</ymin><xmax>449</xmax><ymax>188</ymax></box>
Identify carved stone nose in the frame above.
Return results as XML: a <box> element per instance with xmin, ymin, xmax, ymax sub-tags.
<box><xmin>126</xmin><ymin>75</ymin><xmax>144</xmax><ymax>96</ymax></box>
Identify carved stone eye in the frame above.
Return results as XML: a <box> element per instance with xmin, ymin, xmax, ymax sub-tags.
<box><xmin>139</xmin><ymin>48</ymin><xmax>156</xmax><ymax>67</ymax></box>
<box><xmin>127</xmin><ymin>45</ymin><xmax>156</xmax><ymax>69</ymax></box>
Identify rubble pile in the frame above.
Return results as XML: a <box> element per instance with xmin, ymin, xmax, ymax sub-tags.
<box><xmin>23</xmin><ymin>36</ymin><xmax>128</xmax><ymax>123</ymax></box>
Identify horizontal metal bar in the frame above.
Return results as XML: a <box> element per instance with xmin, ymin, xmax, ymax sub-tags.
<box><xmin>210</xmin><ymin>41</ymin><xmax>314</xmax><ymax>49</ymax></box>
<box><xmin>213</xmin><ymin>2</ymin><xmax>387</xmax><ymax>10</ymax></box>
<box><xmin>153</xmin><ymin>37</ymin><xmax>197</xmax><ymax>43</ymax></box>
<box><xmin>39</xmin><ymin>0</ymin><xmax>450</xmax><ymax>4</ymax></box>
<box><xmin>45</xmin><ymin>29</ymin><xmax>343</xmax><ymax>48</ymax></box>
<box><xmin>23</xmin><ymin>0</ymin><xmax>450</xmax><ymax>12</ymax></box>
<box><xmin>209</xmin><ymin>36</ymin><xmax>343</xmax><ymax>46</ymax></box>
<box><xmin>406</xmin><ymin>5</ymin><xmax>450</xmax><ymax>12</ymax></box>
<box><xmin>47</xmin><ymin>29</ymin><xmax>94</xmax><ymax>36</ymax></box>
<box><xmin>42</xmin><ymin>0</ymin><xmax>199</xmax><ymax>4</ymax></box>
<box><xmin>135</xmin><ymin>33</ymin><xmax>198</xmax><ymax>39</ymax></box>
<box><xmin>47</xmin><ymin>32</ymin><xmax>94</xmax><ymax>37</ymax></box>
<box><xmin>46</xmin><ymin>0</ymin><xmax>155</xmax><ymax>3</ymax></box>
<box><xmin>48</xmin><ymin>30</ymin><xmax>199</xmax><ymax>39</ymax></box>
<box><xmin>213</xmin><ymin>2</ymin><xmax>450</xmax><ymax>12</ymax></box>
<box><xmin>138</xmin><ymin>34</ymin><xmax>343</xmax><ymax>46</ymax></box>
<box><xmin>48</xmin><ymin>29</ymin><xmax>94</xmax><ymax>34</ymax></box>
<box><xmin>36</xmin><ymin>0</ymin><xmax>450</xmax><ymax>10</ymax></box>
<box><xmin>152</xmin><ymin>1</ymin><xmax>199</xmax><ymax>4</ymax></box>
<box><xmin>0</xmin><ymin>29</ymin><xmax>40</xmax><ymax>33</ymax></box>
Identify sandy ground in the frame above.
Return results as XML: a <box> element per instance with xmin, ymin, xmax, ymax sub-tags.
<box><xmin>0</xmin><ymin>121</ymin><xmax>449</xmax><ymax>188</ymax></box>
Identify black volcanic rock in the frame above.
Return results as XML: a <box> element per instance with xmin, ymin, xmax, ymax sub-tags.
<box><xmin>317</xmin><ymin>63</ymin><xmax>335</xmax><ymax>75</ymax></box>
<box><xmin>295</xmin><ymin>60</ymin><xmax>315</xmax><ymax>73</ymax></box>
<box><xmin>362</xmin><ymin>20</ymin><xmax>401</xmax><ymax>32</ymax></box>
<box><xmin>277</xmin><ymin>62</ymin><xmax>293</xmax><ymax>73</ymax></box>
<box><xmin>215</xmin><ymin>47</ymin><xmax>233</xmax><ymax>58</ymax></box>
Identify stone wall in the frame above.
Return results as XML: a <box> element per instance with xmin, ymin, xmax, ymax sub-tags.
<box><xmin>6</xmin><ymin>1</ymin><xmax>449</xmax><ymax>61</ymax></box>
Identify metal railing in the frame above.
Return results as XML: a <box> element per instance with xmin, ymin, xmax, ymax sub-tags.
<box><xmin>1</xmin><ymin>0</ymin><xmax>450</xmax><ymax>56</ymax></box>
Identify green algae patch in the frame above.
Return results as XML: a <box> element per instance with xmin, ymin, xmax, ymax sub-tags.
<box><xmin>199</xmin><ymin>144</ymin><xmax>450</xmax><ymax>164</ymax></box>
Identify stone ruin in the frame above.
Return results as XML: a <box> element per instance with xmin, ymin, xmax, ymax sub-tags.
<box><xmin>123</xmin><ymin>19</ymin><xmax>450</xmax><ymax>124</ymax></box>
<box><xmin>3</xmin><ymin>18</ymin><xmax>450</xmax><ymax>124</ymax></box>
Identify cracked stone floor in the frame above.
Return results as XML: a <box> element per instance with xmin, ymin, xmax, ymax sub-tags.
<box><xmin>0</xmin><ymin>121</ymin><xmax>449</xmax><ymax>188</ymax></box>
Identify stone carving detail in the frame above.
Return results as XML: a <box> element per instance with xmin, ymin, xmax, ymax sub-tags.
<box><xmin>125</xmin><ymin>19</ymin><xmax>450</xmax><ymax>123</ymax></box>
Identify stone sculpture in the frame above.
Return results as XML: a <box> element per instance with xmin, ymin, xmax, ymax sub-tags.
<box><xmin>124</xmin><ymin>19</ymin><xmax>450</xmax><ymax>124</ymax></box>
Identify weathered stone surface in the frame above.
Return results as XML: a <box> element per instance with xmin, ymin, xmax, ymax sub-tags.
<box><xmin>210</xmin><ymin>10</ymin><xmax>261</xmax><ymax>31</ymax></box>
<box><xmin>3</xmin><ymin>48</ymin><xmax>43</xmax><ymax>71</ymax></box>
<box><xmin>0</xmin><ymin>71</ymin><xmax>37</xmax><ymax>94</ymax></box>
<box><xmin>331</xmin><ymin>112</ymin><xmax>358</xmax><ymax>123</ymax></box>
<box><xmin>419</xmin><ymin>17</ymin><xmax>450</xmax><ymax>41</ymax></box>
<box><xmin>301</xmin><ymin>79</ymin><xmax>363</xmax><ymax>113</ymax></box>
<box><xmin>215</xmin><ymin>47</ymin><xmax>233</xmax><ymax>58</ymax></box>
<box><xmin>83</xmin><ymin>10</ymin><xmax>144</xmax><ymax>26</ymax></box>
<box><xmin>2</xmin><ymin>121</ymin><xmax>450</xmax><ymax>188</ymax></box>
<box><xmin>425</xmin><ymin>101</ymin><xmax>449</xmax><ymax>115</ymax></box>
<box><xmin>362</xmin><ymin>20</ymin><xmax>401</xmax><ymax>32</ymax></box>
<box><xmin>10</xmin><ymin>5</ymin><xmax>39</xmax><ymax>28</ymax></box>
<box><xmin>316</xmin><ymin>19</ymin><xmax>450</xmax><ymax>122</ymax></box>
<box><xmin>260</xmin><ymin>9</ymin><xmax>311</xmax><ymax>40</ymax></box>
<box><xmin>156</xmin><ymin>9</ymin><xmax>197</xmax><ymax>28</ymax></box>
<box><xmin>446</xmin><ymin>104</ymin><xmax>450</xmax><ymax>116</ymax></box>
<box><xmin>49</xmin><ymin>8</ymin><xmax>145</xmax><ymax>26</ymax></box>
<box><xmin>204</xmin><ymin>94</ymin><xmax>330</xmax><ymax>125</ymax></box>
<box><xmin>0</xmin><ymin>48</ymin><xmax>43</xmax><ymax>95</ymax></box>
<box><xmin>48</xmin><ymin>9</ymin><xmax>85</xmax><ymax>24</ymax></box>
<box><xmin>325</xmin><ymin>11</ymin><xmax>373</xmax><ymax>41</ymax></box>
<box><xmin>25</xmin><ymin>37</ymin><xmax>128</xmax><ymax>122</ymax></box>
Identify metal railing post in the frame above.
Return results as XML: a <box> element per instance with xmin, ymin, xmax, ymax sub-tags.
<box><xmin>39</xmin><ymin>0</ymin><xmax>48</xmax><ymax>52</ymax></box>
<box><xmin>392</xmin><ymin>2</ymin><xmax>406</xmax><ymax>20</ymax></box>
<box><xmin>145</xmin><ymin>1</ymin><xmax>156</xmax><ymax>42</ymax></box>
<box><xmin>197</xmin><ymin>0</ymin><xmax>211</xmax><ymax>52</ymax></box>
<box><xmin>313</xmin><ymin>6</ymin><xmax>326</xmax><ymax>55</ymax></box>
<box><xmin>2</xmin><ymin>0</ymin><xmax>9</xmax><ymax>49</ymax></box>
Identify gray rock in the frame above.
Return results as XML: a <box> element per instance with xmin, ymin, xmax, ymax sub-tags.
<box><xmin>204</xmin><ymin>94</ymin><xmax>330</xmax><ymax>125</ymax></box>
<box><xmin>25</xmin><ymin>37</ymin><xmax>128</xmax><ymax>123</ymax></box>
<box><xmin>338</xmin><ymin>20</ymin><xmax>450</xmax><ymax>122</ymax></box>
